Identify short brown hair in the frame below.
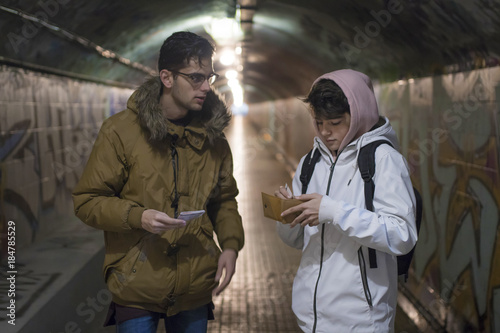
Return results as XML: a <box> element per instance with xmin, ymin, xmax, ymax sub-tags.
<box><xmin>302</xmin><ymin>79</ymin><xmax>350</xmax><ymax>119</ymax></box>
<box><xmin>158</xmin><ymin>31</ymin><xmax>215</xmax><ymax>72</ymax></box>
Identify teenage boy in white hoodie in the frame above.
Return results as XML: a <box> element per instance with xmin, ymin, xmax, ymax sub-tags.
<box><xmin>275</xmin><ymin>69</ymin><xmax>418</xmax><ymax>333</ymax></box>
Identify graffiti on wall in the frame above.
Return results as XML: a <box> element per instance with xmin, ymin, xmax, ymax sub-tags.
<box><xmin>0</xmin><ymin>66</ymin><xmax>132</xmax><ymax>255</ymax></box>
<box><xmin>377</xmin><ymin>67</ymin><xmax>500</xmax><ymax>332</ymax></box>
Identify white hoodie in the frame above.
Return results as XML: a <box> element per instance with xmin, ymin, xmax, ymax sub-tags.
<box><xmin>277</xmin><ymin>70</ymin><xmax>418</xmax><ymax>333</ymax></box>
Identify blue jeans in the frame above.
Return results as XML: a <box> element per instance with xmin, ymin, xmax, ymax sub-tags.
<box><xmin>116</xmin><ymin>304</ymin><xmax>209</xmax><ymax>333</ymax></box>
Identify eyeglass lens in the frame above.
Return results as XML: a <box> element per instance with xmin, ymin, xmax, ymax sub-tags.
<box><xmin>172</xmin><ymin>71</ymin><xmax>218</xmax><ymax>85</ymax></box>
<box><xmin>189</xmin><ymin>73</ymin><xmax>217</xmax><ymax>85</ymax></box>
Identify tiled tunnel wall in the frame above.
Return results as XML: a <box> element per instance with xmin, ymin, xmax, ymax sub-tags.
<box><xmin>0</xmin><ymin>65</ymin><xmax>133</xmax><ymax>251</ymax></box>
<box><xmin>377</xmin><ymin>68</ymin><xmax>500</xmax><ymax>332</ymax></box>
<box><xmin>247</xmin><ymin>67</ymin><xmax>500</xmax><ymax>332</ymax></box>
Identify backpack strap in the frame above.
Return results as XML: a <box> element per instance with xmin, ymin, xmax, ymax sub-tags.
<box><xmin>300</xmin><ymin>148</ymin><xmax>322</xmax><ymax>194</ymax></box>
<box><xmin>358</xmin><ymin>140</ymin><xmax>393</xmax><ymax>269</ymax></box>
<box><xmin>398</xmin><ymin>187</ymin><xmax>423</xmax><ymax>281</ymax></box>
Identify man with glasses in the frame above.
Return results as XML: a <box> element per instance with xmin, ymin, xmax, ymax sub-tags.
<box><xmin>73</xmin><ymin>31</ymin><xmax>244</xmax><ymax>333</ymax></box>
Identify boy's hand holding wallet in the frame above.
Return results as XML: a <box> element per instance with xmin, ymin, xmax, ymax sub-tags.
<box><xmin>261</xmin><ymin>192</ymin><xmax>302</xmax><ymax>224</ymax></box>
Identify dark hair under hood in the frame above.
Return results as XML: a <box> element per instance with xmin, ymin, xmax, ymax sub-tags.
<box><xmin>312</xmin><ymin>69</ymin><xmax>380</xmax><ymax>153</ymax></box>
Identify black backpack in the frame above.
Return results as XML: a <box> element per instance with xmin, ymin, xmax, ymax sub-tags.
<box><xmin>299</xmin><ymin>140</ymin><xmax>422</xmax><ymax>281</ymax></box>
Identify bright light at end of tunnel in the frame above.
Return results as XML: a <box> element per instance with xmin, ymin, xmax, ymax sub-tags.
<box><xmin>205</xmin><ymin>18</ymin><xmax>243</xmax><ymax>43</ymax></box>
<box><xmin>227</xmin><ymin>78</ymin><xmax>247</xmax><ymax>115</ymax></box>
<box><xmin>225</xmin><ymin>69</ymin><xmax>238</xmax><ymax>80</ymax></box>
<box><xmin>228</xmin><ymin>79</ymin><xmax>243</xmax><ymax>106</ymax></box>
<box><xmin>220</xmin><ymin>50</ymin><xmax>236</xmax><ymax>66</ymax></box>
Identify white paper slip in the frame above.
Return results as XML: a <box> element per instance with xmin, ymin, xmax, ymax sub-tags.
<box><xmin>178</xmin><ymin>210</ymin><xmax>206</xmax><ymax>221</ymax></box>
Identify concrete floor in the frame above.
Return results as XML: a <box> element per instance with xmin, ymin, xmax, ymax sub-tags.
<box><xmin>203</xmin><ymin>115</ymin><xmax>303</xmax><ymax>332</ymax></box>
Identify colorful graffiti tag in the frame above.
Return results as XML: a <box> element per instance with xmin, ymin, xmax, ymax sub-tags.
<box><xmin>377</xmin><ymin>67</ymin><xmax>500</xmax><ymax>332</ymax></box>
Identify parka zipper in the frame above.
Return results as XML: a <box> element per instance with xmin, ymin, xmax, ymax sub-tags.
<box><xmin>170</xmin><ymin>134</ymin><xmax>180</xmax><ymax>218</ymax></box>
<box><xmin>312</xmin><ymin>159</ymin><xmax>335</xmax><ymax>333</ymax></box>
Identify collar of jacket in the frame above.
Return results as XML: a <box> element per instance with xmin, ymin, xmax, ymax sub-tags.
<box><xmin>127</xmin><ymin>76</ymin><xmax>231</xmax><ymax>147</ymax></box>
<box><xmin>312</xmin><ymin>116</ymin><xmax>393</xmax><ymax>165</ymax></box>
<box><xmin>165</xmin><ymin>118</ymin><xmax>207</xmax><ymax>150</ymax></box>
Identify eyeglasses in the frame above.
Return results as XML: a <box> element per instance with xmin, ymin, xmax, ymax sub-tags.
<box><xmin>170</xmin><ymin>70</ymin><xmax>219</xmax><ymax>86</ymax></box>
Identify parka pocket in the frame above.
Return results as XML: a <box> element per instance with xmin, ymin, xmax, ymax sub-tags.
<box><xmin>105</xmin><ymin>240</ymin><xmax>145</xmax><ymax>285</ymax></box>
<box><xmin>199</xmin><ymin>219</ymin><xmax>214</xmax><ymax>238</ymax></box>
<box><xmin>104</xmin><ymin>236</ymin><xmax>169</xmax><ymax>303</ymax></box>
<box><xmin>188</xmin><ymin>221</ymin><xmax>220</xmax><ymax>293</ymax></box>
<box><xmin>199</xmin><ymin>220</ymin><xmax>220</xmax><ymax>260</ymax></box>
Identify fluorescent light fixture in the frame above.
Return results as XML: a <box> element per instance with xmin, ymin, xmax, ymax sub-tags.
<box><xmin>205</xmin><ymin>18</ymin><xmax>243</xmax><ymax>43</ymax></box>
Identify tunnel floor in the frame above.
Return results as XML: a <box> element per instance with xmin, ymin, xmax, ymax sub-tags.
<box><xmin>96</xmin><ymin>115</ymin><xmax>421</xmax><ymax>333</ymax></box>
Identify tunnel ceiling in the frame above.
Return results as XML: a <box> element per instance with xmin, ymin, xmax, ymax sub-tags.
<box><xmin>1</xmin><ymin>0</ymin><xmax>500</xmax><ymax>104</ymax></box>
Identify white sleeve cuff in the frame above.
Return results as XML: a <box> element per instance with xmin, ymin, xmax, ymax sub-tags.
<box><xmin>319</xmin><ymin>195</ymin><xmax>342</xmax><ymax>225</ymax></box>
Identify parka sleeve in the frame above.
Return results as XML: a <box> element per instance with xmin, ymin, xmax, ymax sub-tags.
<box><xmin>206</xmin><ymin>140</ymin><xmax>244</xmax><ymax>252</ymax></box>
<box><xmin>72</xmin><ymin>119</ymin><xmax>146</xmax><ymax>232</ymax></box>
<box><xmin>318</xmin><ymin>147</ymin><xmax>418</xmax><ymax>256</ymax></box>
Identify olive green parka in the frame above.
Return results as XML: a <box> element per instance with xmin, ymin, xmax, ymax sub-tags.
<box><xmin>73</xmin><ymin>76</ymin><xmax>244</xmax><ymax>316</ymax></box>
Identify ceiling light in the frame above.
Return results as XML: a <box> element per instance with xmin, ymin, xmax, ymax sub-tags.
<box><xmin>205</xmin><ymin>18</ymin><xmax>243</xmax><ymax>43</ymax></box>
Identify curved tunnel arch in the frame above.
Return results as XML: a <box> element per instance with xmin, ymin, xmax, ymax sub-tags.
<box><xmin>1</xmin><ymin>0</ymin><xmax>499</xmax><ymax>102</ymax></box>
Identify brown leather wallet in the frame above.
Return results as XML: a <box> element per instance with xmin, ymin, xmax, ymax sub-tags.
<box><xmin>261</xmin><ymin>192</ymin><xmax>302</xmax><ymax>224</ymax></box>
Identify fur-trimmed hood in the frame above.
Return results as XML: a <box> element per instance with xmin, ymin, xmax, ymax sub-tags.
<box><xmin>128</xmin><ymin>76</ymin><xmax>232</xmax><ymax>145</ymax></box>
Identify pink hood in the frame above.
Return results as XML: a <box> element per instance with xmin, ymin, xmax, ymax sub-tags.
<box><xmin>312</xmin><ymin>69</ymin><xmax>379</xmax><ymax>154</ymax></box>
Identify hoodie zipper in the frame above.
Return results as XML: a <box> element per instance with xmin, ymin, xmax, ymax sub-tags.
<box><xmin>358</xmin><ymin>247</ymin><xmax>373</xmax><ymax>307</ymax></box>
<box><xmin>312</xmin><ymin>138</ymin><xmax>376</xmax><ymax>313</ymax></box>
<box><xmin>312</xmin><ymin>155</ymin><xmax>335</xmax><ymax>333</ymax></box>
